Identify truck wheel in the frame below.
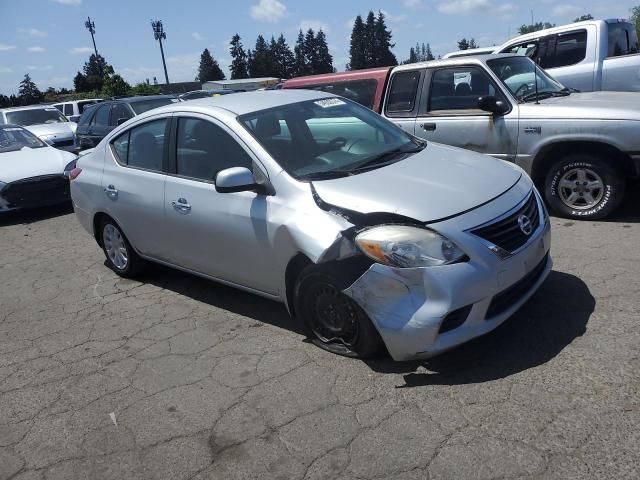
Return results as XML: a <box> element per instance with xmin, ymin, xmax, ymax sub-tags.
<box><xmin>543</xmin><ymin>154</ymin><xmax>625</xmax><ymax>220</ymax></box>
<box><xmin>294</xmin><ymin>265</ymin><xmax>382</xmax><ymax>359</ymax></box>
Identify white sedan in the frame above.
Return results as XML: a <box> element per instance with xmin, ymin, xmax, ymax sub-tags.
<box><xmin>0</xmin><ymin>124</ymin><xmax>77</xmax><ymax>213</ymax></box>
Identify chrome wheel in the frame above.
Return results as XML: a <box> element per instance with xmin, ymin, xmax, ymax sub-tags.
<box><xmin>558</xmin><ymin>167</ymin><xmax>604</xmax><ymax>210</ymax></box>
<box><xmin>102</xmin><ymin>224</ymin><xmax>128</xmax><ymax>270</ymax></box>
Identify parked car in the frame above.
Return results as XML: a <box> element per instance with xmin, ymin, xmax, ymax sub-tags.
<box><xmin>70</xmin><ymin>90</ymin><xmax>551</xmax><ymax>361</ymax></box>
<box><xmin>0</xmin><ymin>124</ymin><xmax>77</xmax><ymax>212</ymax></box>
<box><xmin>178</xmin><ymin>90</ymin><xmax>234</xmax><ymax>101</ymax></box>
<box><xmin>0</xmin><ymin>105</ymin><xmax>77</xmax><ymax>151</ymax></box>
<box><xmin>494</xmin><ymin>18</ymin><xmax>640</xmax><ymax>92</ymax></box>
<box><xmin>52</xmin><ymin>98</ymin><xmax>103</xmax><ymax>122</ymax></box>
<box><xmin>442</xmin><ymin>47</ymin><xmax>497</xmax><ymax>59</ymax></box>
<box><xmin>284</xmin><ymin>54</ymin><xmax>640</xmax><ymax>219</ymax></box>
<box><xmin>75</xmin><ymin>95</ymin><xmax>178</xmax><ymax>150</ymax></box>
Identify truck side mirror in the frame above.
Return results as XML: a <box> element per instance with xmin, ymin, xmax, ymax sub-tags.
<box><xmin>478</xmin><ymin>96</ymin><xmax>508</xmax><ymax>115</ymax></box>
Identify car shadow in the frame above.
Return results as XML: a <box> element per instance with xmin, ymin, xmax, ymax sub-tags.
<box><xmin>0</xmin><ymin>203</ymin><xmax>74</xmax><ymax>227</ymax></box>
<box><xmin>141</xmin><ymin>264</ymin><xmax>303</xmax><ymax>335</ymax></box>
<box><xmin>364</xmin><ymin>270</ymin><xmax>594</xmax><ymax>387</ymax></box>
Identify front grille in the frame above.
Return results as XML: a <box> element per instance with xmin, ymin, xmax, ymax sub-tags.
<box><xmin>471</xmin><ymin>193</ymin><xmax>540</xmax><ymax>253</ymax></box>
<box><xmin>52</xmin><ymin>139</ymin><xmax>74</xmax><ymax>148</ymax></box>
<box><xmin>438</xmin><ymin>305</ymin><xmax>472</xmax><ymax>334</ymax></box>
<box><xmin>485</xmin><ymin>253</ymin><xmax>549</xmax><ymax>319</ymax></box>
<box><xmin>2</xmin><ymin>175</ymin><xmax>70</xmax><ymax>208</ymax></box>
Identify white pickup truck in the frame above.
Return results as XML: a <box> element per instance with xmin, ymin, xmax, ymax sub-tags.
<box><xmin>494</xmin><ymin>19</ymin><xmax>640</xmax><ymax>92</ymax></box>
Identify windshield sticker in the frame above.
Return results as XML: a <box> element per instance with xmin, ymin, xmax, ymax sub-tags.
<box><xmin>314</xmin><ymin>98</ymin><xmax>346</xmax><ymax>108</ymax></box>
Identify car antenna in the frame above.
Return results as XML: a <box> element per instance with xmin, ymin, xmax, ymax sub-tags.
<box><xmin>534</xmin><ymin>57</ymin><xmax>540</xmax><ymax>104</ymax></box>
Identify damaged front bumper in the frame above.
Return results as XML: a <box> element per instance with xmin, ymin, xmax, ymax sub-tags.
<box><xmin>343</xmin><ymin>201</ymin><xmax>552</xmax><ymax>361</ymax></box>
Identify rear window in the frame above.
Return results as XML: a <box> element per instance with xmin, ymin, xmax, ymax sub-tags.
<box><xmin>300</xmin><ymin>80</ymin><xmax>378</xmax><ymax>110</ymax></box>
<box><xmin>608</xmin><ymin>22</ymin><xmax>640</xmax><ymax>57</ymax></box>
<box><xmin>386</xmin><ymin>70</ymin><xmax>421</xmax><ymax>114</ymax></box>
<box><xmin>129</xmin><ymin>98</ymin><xmax>175</xmax><ymax>115</ymax></box>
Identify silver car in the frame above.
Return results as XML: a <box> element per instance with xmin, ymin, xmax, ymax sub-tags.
<box><xmin>70</xmin><ymin>90</ymin><xmax>551</xmax><ymax>361</ymax></box>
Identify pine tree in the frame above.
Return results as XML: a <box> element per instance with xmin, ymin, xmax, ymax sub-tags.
<box><xmin>82</xmin><ymin>54</ymin><xmax>113</xmax><ymax>91</ymax></box>
<box><xmin>347</xmin><ymin>16</ymin><xmax>366</xmax><ymax>70</ymax></box>
<box><xmin>425</xmin><ymin>43</ymin><xmax>434</xmax><ymax>61</ymax></box>
<box><xmin>248</xmin><ymin>35</ymin><xmax>272</xmax><ymax>78</ymax></box>
<box><xmin>197</xmin><ymin>48</ymin><xmax>225</xmax><ymax>82</ymax></box>
<box><xmin>73</xmin><ymin>71</ymin><xmax>89</xmax><ymax>93</ymax></box>
<box><xmin>271</xmin><ymin>34</ymin><xmax>295</xmax><ymax>78</ymax></box>
<box><xmin>363</xmin><ymin>11</ymin><xmax>376</xmax><ymax>68</ymax></box>
<box><xmin>458</xmin><ymin>38</ymin><xmax>470</xmax><ymax>50</ymax></box>
<box><xmin>304</xmin><ymin>29</ymin><xmax>317</xmax><ymax>73</ymax></box>
<box><xmin>404</xmin><ymin>47</ymin><xmax>418</xmax><ymax>64</ymax></box>
<box><xmin>314</xmin><ymin>30</ymin><xmax>334</xmax><ymax>74</ymax></box>
<box><xmin>469</xmin><ymin>38</ymin><xmax>478</xmax><ymax>49</ymax></box>
<box><xmin>294</xmin><ymin>30</ymin><xmax>307</xmax><ymax>76</ymax></box>
<box><xmin>229</xmin><ymin>34</ymin><xmax>249</xmax><ymax>79</ymax></box>
<box><xmin>373</xmin><ymin>11</ymin><xmax>397</xmax><ymax>67</ymax></box>
<box><xmin>101</xmin><ymin>74</ymin><xmax>130</xmax><ymax>97</ymax></box>
<box><xmin>18</xmin><ymin>73</ymin><xmax>43</xmax><ymax>105</ymax></box>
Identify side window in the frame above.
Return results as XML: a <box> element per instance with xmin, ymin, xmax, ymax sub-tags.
<box><xmin>503</xmin><ymin>40</ymin><xmax>538</xmax><ymax>59</ymax></box>
<box><xmin>92</xmin><ymin>105</ymin><xmax>110</xmax><ymax>126</ymax></box>
<box><xmin>307</xmin><ymin>80</ymin><xmax>378</xmax><ymax>109</ymax></box>
<box><xmin>176</xmin><ymin>117</ymin><xmax>252</xmax><ymax>182</ymax></box>
<box><xmin>63</xmin><ymin>104</ymin><xmax>74</xmax><ymax>116</ymax></box>
<box><xmin>386</xmin><ymin>71</ymin><xmax>421</xmax><ymax>114</ymax></box>
<box><xmin>53</xmin><ymin>104</ymin><xmax>63</xmax><ymax>113</ymax></box>
<box><xmin>429</xmin><ymin>67</ymin><xmax>498</xmax><ymax>112</ymax></box>
<box><xmin>543</xmin><ymin>30</ymin><xmax>587</xmax><ymax>68</ymax></box>
<box><xmin>608</xmin><ymin>23</ymin><xmax>640</xmax><ymax>57</ymax></box>
<box><xmin>78</xmin><ymin>106</ymin><xmax>96</xmax><ymax>126</ymax></box>
<box><xmin>111</xmin><ymin>118</ymin><xmax>167</xmax><ymax>172</ymax></box>
<box><xmin>78</xmin><ymin>100</ymin><xmax>95</xmax><ymax>114</ymax></box>
<box><xmin>110</xmin><ymin>103</ymin><xmax>133</xmax><ymax>126</ymax></box>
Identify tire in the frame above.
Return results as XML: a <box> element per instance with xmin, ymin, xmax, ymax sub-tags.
<box><xmin>543</xmin><ymin>153</ymin><xmax>626</xmax><ymax>220</ymax></box>
<box><xmin>99</xmin><ymin>218</ymin><xmax>144</xmax><ymax>278</ymax></box>
<box><xmin>294</xmin><ymin>265</ymin><xmax>382</xmax><ymax>359</ymax></box>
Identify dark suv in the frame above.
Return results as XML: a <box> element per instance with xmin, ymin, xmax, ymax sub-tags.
<box><xmin>75</xmin><ymin>95</ymin><xmax>177</xmax><ymax>150</ymax></box>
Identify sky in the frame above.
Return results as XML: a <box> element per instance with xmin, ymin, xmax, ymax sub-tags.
<box><xmin>0</xmin><ymin>0</ymin><xmax>636</xmax><ymax>95</ymax></box>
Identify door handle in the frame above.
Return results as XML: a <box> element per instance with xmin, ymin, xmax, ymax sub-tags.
<box><xmin>420</xmin><ymin>122</ymin><xmax>436</xmax><ymax>132</ymax></box>
<box><xmin>171</xmin><ymin>198</ymin><xmax>192</xmax><ymax>213</ymax></box>
<box><xmin>104</xmin><ymin>185</ymin><xmax>118</xmax><ymax>199</ymax></box>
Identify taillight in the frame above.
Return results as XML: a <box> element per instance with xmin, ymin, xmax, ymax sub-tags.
<box><xmin>69</xmin><ymin>167</ymin><xmax>82</xmax><ymax>181</ymax></box>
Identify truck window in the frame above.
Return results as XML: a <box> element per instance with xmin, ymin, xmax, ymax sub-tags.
<box><xmin>303</xmin><ymin>80</ymin><xmax>378</xmax><ymax>110</ymax></box>
<box><xmin>608</xmin><ymin>23</ymin><xmax>640</xmax><ymax>57</ymax></box>
<box><xmin>503</xmin><ymin>40</ymin><xmax>538</xmax><ymax>59</ymax></box>
<box><xmin>428</xmin><ymin>67</ymin><xmax>499</xmax><ymax>112</ymax></box>
<box><xmin>63</xmin><ymin>104</ymin><xmax>74</xmax><ymax>117</ymax></box>
<box><xmin>386</xmin><ymin>71</ymin><xmax>420</xmax><ymax>114</ymax></box>
<box><xmin>543</xmin><ymin>30</ymin><xmax>587</xmax><ymax>68</ymax></box>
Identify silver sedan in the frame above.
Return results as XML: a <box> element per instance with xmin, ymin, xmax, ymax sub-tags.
<box><xmin>70</xmin><ymin>90</ymin><xmax>551</xmax><ymax>361</ymax></box>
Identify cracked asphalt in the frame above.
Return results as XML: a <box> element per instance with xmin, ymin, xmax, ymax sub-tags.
<box><xmin>1</xmin><ymin>189</ymin><xmax>639</xmax><ymax>480</ymax></box>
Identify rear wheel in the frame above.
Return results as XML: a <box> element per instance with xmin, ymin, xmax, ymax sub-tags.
<box><xmin>294</xmin><ymin>266</ymin><xmax>382</xmax><ymax>358</ymax></box>
<box><xmin>543</xmin><ymin>153</ymin><xmax>625</xmax><ymax>220</ymax></box>
<box><xmin>100</xmin><ymin>218</ymin><xmax>144</xmax><ymax>277</ymax></box>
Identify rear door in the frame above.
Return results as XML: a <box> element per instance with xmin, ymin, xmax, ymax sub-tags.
<box><xmin>412</xmin><ymin>65</ymin><xmax>519</xmax><ymax>160</ymax></box>
<box><xmin>101</xmin><ymin>116</ymin><xmax>169</xmax><ymax>258</ymax></box>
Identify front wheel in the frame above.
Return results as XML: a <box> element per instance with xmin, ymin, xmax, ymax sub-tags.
<box><xmin>543</xmin><ymin>154</ymin><xmax>625</xmax><ymax>220</ymax></box>
<box><xmin>294</xmin><ymin>267</ymin><xmax>382</xmax><ymax>359</ymax></box>
<box><xmin>100</xmin><ymin>218</ymin><xmax>144</xmax><ymax>277</ymax></box>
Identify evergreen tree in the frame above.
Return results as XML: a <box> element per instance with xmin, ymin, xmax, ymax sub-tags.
<box><xmin>469</xmin><ymin>38</ymin><xmax>478</xmax><ymax>49</ymax></box>
<box><xmin>197</xmin><ymin>48</ymin><xmax>225</xmax><ymax>82</ymax></box>
<box><xmin>229</xmin><ymin>34</ymin><xmax>249</xmax><ymax>79</ymax></box>
<box><xmin>294</xmin><ymin>29</ymin><xmax>308</xmax><ymax>76</ymax></box>
<box><xmin>518</xmin><ymin>22</ymin><xmax>555</xmax><ymax>35</ymax></box>
<box><xmin>347</xmin><ymin>15</ymin><xmax>366</xmax><ymax>70</ymax></box>
<box><xmin>373</xmin><ymin>11</ymin><xmax>397</xmax><ymax>67</ymax></box>
<box><xmin>574</xmin><ymin>14</ymin><xmax>594</xmax><ymax>22</ymax></box>
<box><xmin>101</xmin><ymin>74</ymin><xmax>130</xmax><ymax>97</ymax></box>
<box><xmin>404</xmin><ymin>47</ymin><xmax>418</xmax><ymax>64</ymax></box>
<box><xmin>248</xmin><ymin>35</ymin><xmax>272</xmax><ymax>77</ymax></box>
<box><xmin>18</xmin><ymin>73</ymin><xmax>43</xmax><ymax>105</ymax></box>
<box><xmin>314</xmin><ymin>29</ymin><xmax>334</xmax><ymax>74</ymax></box>
<box><xmin>73</xmin><ymin>71</ymin><xmax>89</xmax><ymax>93</ymax></box>
<box><xmin>363</xmin><ymin>11</ymin><xmax>376</xmax><ymax>68</ymax></box>
<box><xmin>458</xmin><ymin>38</ymin><xmax>470</xmax><ymax>50</ymax></box>
<box><xmin>425</xmin><ymin>43</ymin><xmax>434</xmax><ymax>61</ymax></box>
<box><xmin>304</xmin><ymin>28</ymin><xmax>317</xmax><ymax>73</ymax></box>
<box><xmin>83</xmin><ymin>54</ymin><xmax>113</xmax><ymax>91</ymax></box>
<box><xmin>271</xmin><ymin>34</ymin><xmax>295</xmax><ymax>78</ymax></box>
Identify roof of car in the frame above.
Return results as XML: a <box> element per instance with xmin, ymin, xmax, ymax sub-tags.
<box><xmin>0</xmin><ymin>124</ymin><xmax>26</xmax><ymax>130</ymax></box>
<box><xmin>392</xmin><ymin>53</ymin><xmax>518</xmax><ymax>72</ymax></box>
<box><xmin>0</xmin><ymin>104</ymin><xmax>63</xmax><ymax>112</ymax></box>
<box><xmin>148</xmin><ymin>89</ymin><xmax>336</xmax><ymax>117</ymax></box>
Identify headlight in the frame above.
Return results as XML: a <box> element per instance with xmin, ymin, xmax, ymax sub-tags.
<box><xmin>355</xmin><ymin>225</ymin><xmax>466</xmax><ymax>268</ymax></box>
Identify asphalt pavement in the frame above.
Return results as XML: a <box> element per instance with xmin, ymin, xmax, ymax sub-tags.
<box><xmin>1</xmin><ymin>188</ymin><xmax>639</xmax><ymax>479</ymax></box>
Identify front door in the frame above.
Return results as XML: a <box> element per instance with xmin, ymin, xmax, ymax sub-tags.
<box><xmin>414</xmin><ymin>65</ymin><xmax>519</xmax><ymax>161</ymax></box>
<box><xmin>163</xmin><ymin>115</ymin><xmax>277</xmax><ymax>295</ymax></box>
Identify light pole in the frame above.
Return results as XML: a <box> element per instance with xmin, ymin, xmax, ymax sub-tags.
<box><xmin>151</xmin><ymin>20</ymin><xmax>170</xmax><ymax>85</ymax></box>
<box><xmin>84</xmin><ymin>17</ymin><xmax>99</xmax><ymax>58</ymax></box>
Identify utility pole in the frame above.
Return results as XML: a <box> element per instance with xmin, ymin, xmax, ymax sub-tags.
<box><xmin>151</xmin><ymin>20</ymin><xmax>169</xmax><ymax>85</ymax></box>
<box><xmin>85</xmin><ymin>17</ymin><xmax>98</xmax><ymax>58</ymax></box>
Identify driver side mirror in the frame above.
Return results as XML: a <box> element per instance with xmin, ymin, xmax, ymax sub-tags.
<box><xmin>215</xmin><ymin>167</ymin><xmax>258</xmax><ymax>193</ymax></box>
<box><xmin>477</xmin><ymin>96</ymin><xmax>509</xmax><ymax>115</ymax></box>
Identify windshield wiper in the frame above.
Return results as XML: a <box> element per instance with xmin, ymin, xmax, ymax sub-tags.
<box><xmin>521</xmin><ymin>90</ymin><xmax>570</xmax><ymax>103</ymax></box>
<box><xmin>347</xmin><ymin>144</ymin><xmax>426</xmax><ymax>172</ymax></box>
<box><xmin>296</xmin><ymin>170</ymin><xmax>354</xmax><ymax>181</ymax></box>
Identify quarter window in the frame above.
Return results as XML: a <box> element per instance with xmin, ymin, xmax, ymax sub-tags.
<box><xmin>176</xmin><ymin>118</ymin><xmax>252</xmax><ymax>182</ymax></box>
<box><xmin>111</xmin><ymin>118</ymin><xmax>167</xmax><ymax>172</ymax></box>
<box><xmin>63</xmin><ymin>104</ymin><xmax>74</xmax><ymax>116</ymax></box>
<box><xmin>429</xmin><ymin>67</ymin><xmax>498</xmax><ymax>112</ymax></box>
<box><xmin>386</xmin><ymin>70</ymin><xmax>421</xmax><ymax>114</ymax></box>
<box><xmin>110</xmin><ymin>104</ymin><xmax>133</xmax><ymax>126</ymax></box>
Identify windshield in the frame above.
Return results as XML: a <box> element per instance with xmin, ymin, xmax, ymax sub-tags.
<box><xmin>5</xmin><ymin>108</ymin><xmax>68</xmax><ymax>126</ymax></box>
<box><xmin>487</xmin><ymin>56</ymin><xmax>567</xmax><ymax>102</ymax></box>
<box><xmin>130</xmin><ymin>97</ymin><xmax>176</xmax><ymax>114</ymax></box>
<box><xmin>0</xmin><ymin>126</ymin><xmax>47</xmax><ymax>153</ymax></box>
<box><xmin>239</xmin><ymin>98</ymin><xmax>424</xmax><ymax>180</ymax></box>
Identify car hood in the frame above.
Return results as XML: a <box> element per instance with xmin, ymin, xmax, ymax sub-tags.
<box><xmin>25</xmin><ymin>122</ymin><xmax>75</xmax><ymax>139</ymax></box>
<box><xmin>311</xmin><ymin>142</ymin><xmax>522</xmax><ymax>223</ymax></box>
<box><xmin>520</xmin><ymin>91</ymin><xmax>640</xmax><ymax>121</ymax></box>
<box><xmin>0</xmin><ymin>147</ymin><xmax>75</xmax><ymax>183</ymax></box>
